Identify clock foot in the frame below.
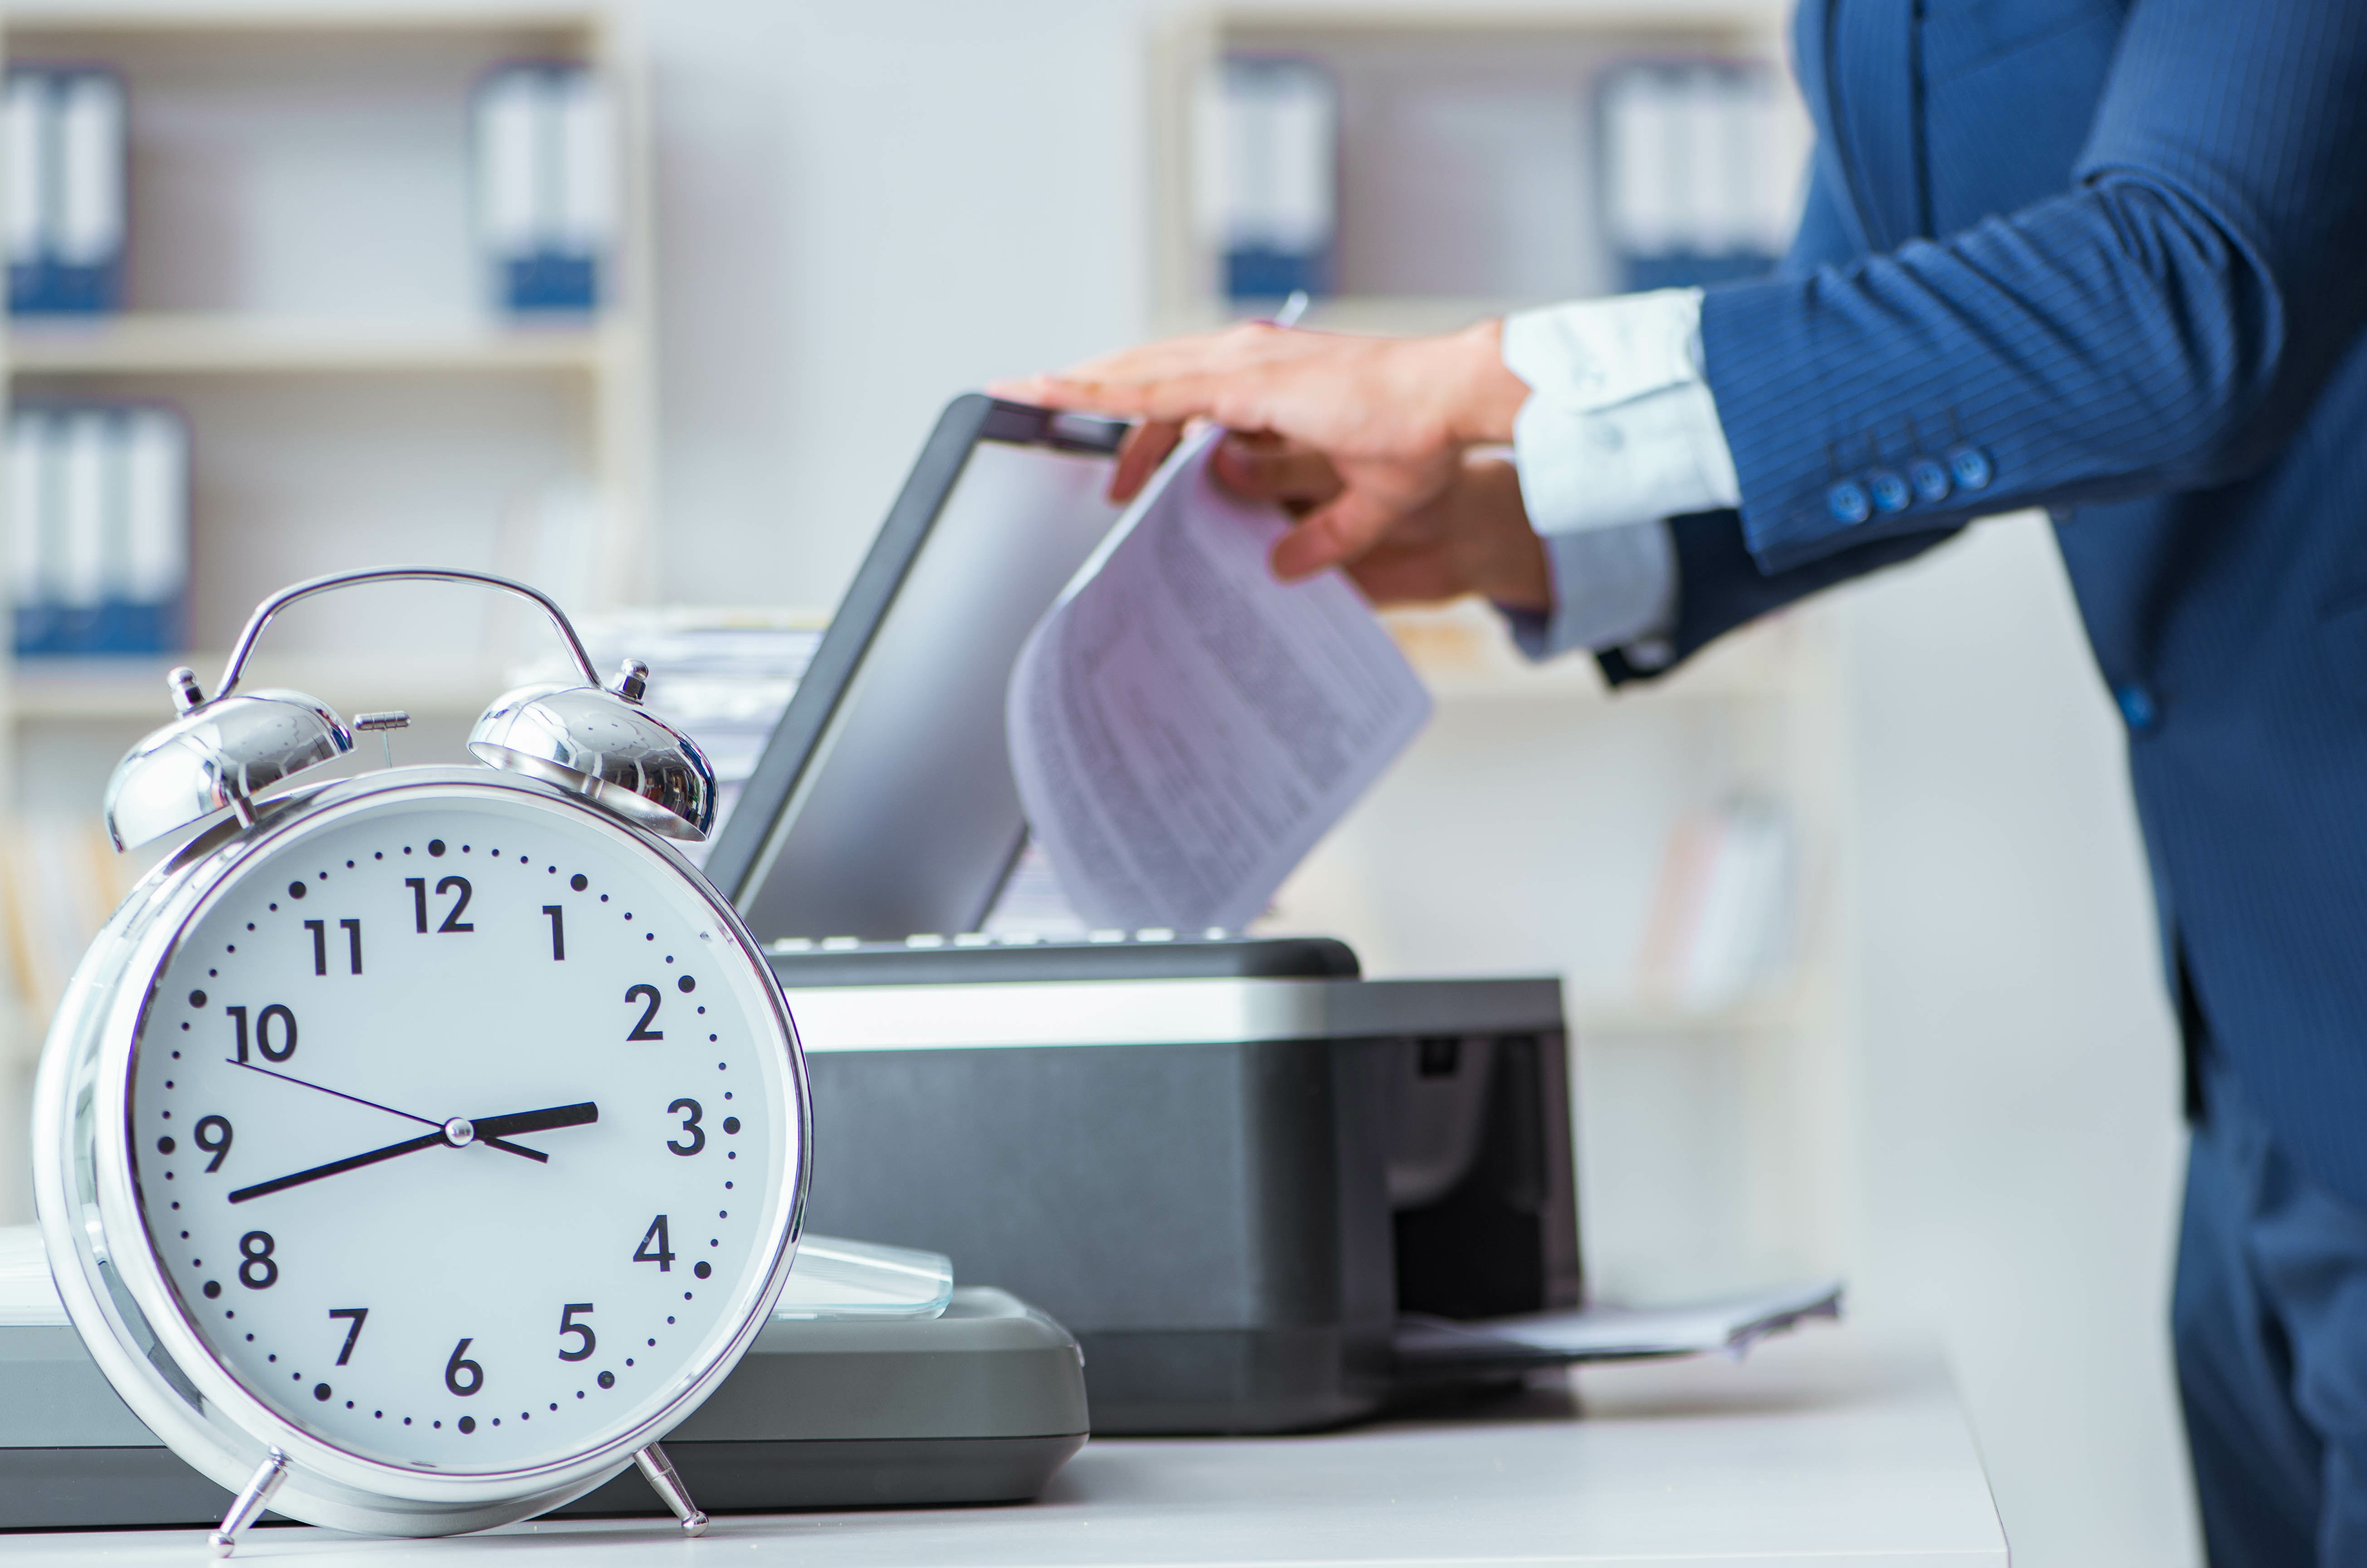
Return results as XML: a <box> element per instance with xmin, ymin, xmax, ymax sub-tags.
<box><xmin>635</xmin><ymin>1442</ymin><xmax>709</xmax><ymax>1538</ymax></box>
<box><xmin>207</xmin><ymin>1447</ymin><xmax>289</xmax><ymax>1558</ymax></box>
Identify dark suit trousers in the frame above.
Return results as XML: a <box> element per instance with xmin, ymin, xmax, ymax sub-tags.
<box><xmin>2177</xmin><ymin>1060</ymin><xmax>2367</xmax><ymax>1565</ymax></box>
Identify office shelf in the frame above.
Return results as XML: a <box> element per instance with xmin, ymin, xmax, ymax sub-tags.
<box><xmin>7</xmin><ymin>315</ymin><xmax>620</xmax><ymax>377</ymax></box>
<box><xmin>0</xmin><ymin>5</ymin><xmax>657</xmax><ymax>1090</ymax></box>
<box><xmin>10</xmin><ymin>651</ymin><xmax>508</xmax><ymax>723</ymax></box>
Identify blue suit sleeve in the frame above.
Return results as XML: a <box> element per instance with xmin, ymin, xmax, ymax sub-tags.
<box><xmin>1594</xmin><ymin>161</ymin><xmax>1966</xmax><ymax>687</ymax></box>
<box><xmin>1701</xmin><ymin>0</ymin><xmax>2367</xmax><ymax>572</ymax></box>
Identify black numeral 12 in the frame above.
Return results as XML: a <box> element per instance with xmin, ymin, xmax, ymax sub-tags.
<box><xmin>304</xmin><ymin>918</ymin><xmax>363</xmax><ymax>976</ymax></box>
<box><xmin>406</xmin><ymin>877</ymin><xmax>473</xmax><ymax>933</ymax></box>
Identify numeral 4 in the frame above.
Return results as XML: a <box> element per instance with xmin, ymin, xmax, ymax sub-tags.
<box><xmin>633</xmin><ymin>1215</ymin><xmax>675</xmax><ymax>1272</ymax></box>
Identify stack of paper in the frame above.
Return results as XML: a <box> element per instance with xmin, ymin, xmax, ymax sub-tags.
<box><xmin>1395</xmin><ymin>1279</ymin><xmax>1843</xmax><ymax>1372</ymax></box>
<box><xmin>512</xmin><ymin>608</ymin><xmax>822</xmax><ymax>860</ymax></box>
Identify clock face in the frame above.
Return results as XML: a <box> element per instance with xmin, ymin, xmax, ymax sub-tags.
<box><xmin>124</xmin><ymin>787</ymin><xmax>800</xmax><ymax>1475</ymax></box>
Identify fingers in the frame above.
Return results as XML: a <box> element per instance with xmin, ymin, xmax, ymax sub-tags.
<box><xmin>1212</xmin><ymin>435</ymin><xmax>1343</xmax><ymax>505</ymax></box>
<box><xmin>1346</xmin><ymin>549</ymin><xmax>1467</xmax><ymax>608</ymax></box>
<box><xmin>1270</xmin><ymin>488</ymin><xmax>1405</xmax><ymax>582</ymax></box>
<box><xmin>1110</xmin><ymin>420</ymin><xmax>1184</xmax><ymax>503</ymax></box>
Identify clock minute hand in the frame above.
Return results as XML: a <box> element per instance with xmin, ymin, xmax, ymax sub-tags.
<box><xmin>228</xmin><ymin>1130</ymin><xmax>445</xmax><ymax>1205</ymax></box>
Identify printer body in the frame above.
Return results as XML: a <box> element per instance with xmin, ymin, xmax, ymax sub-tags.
<box><xmin>702</xmin><ymin>398</ymin><xmax>1584</xmax><ymax>1433</ymax></box>
<box><xmin>775</xmin><ymin>943</ymin><xmax>1577</xmax><ymax>1433</ymax></box>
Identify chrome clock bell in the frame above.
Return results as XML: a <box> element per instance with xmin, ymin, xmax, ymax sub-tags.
<box><xmin>35</xmin><ymin>567</ymin><xmax>810</xmax><ymax>1553</ymax></box>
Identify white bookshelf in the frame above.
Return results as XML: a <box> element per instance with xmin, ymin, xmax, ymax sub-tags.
<box><xmin>0</xmin><ymin>6</ymin><xmax>657</xmax><ymax>1219</ymax></box>
<box><xmin>1173</xmin><ymin>5</ymin><xmax>1855</xmax><ymax>1297</ymax></box>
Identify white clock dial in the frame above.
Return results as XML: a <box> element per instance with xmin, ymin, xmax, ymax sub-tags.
<box><xmin>126</xmin><ymin>789</ymin><xmax>797</xmax><ymax>1474</ymax></box>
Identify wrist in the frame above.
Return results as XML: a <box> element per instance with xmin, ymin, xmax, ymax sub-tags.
<box><xmin>1435</xmin><ymin>320</ymin><xmax>1529</xmax><ymax>447</ymax></box>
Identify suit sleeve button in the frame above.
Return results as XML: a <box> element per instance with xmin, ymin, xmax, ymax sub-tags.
<box><xmin>2115</xmin><ymin>684</ymin><xmax>2158</xmax><ymax>731</ymax></box>
<box><xmin>1908</xmin><ymin>458</ymin><xmax>1952</xmax><ymax>503</ymax></box>
<box><xmin>1826</xmin><ymin>480</ymin><xmax>1872</xmax><ymax>523</ymax></box>
<box><xmin>1947</xmin><ymin>445</ymin><xmax>1994</xmax><ymax>490</ymax></box>
<box><xmin>1867</xmin><ymin>469</ymin><xmax>1911</xmax><ymax>513</ymax></box>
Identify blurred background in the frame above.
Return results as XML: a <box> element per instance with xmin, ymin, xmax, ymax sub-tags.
<box><xmin>0</xmin><ymin>2</ymin><xmax>2193</xmax><ymax>1562</ymax></box>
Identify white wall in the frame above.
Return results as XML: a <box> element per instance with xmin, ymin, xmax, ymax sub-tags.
<box><xmin>1836</xmin><ymin>515</ymin><xmax>2198</xmax><ymax>1567</ymax></box>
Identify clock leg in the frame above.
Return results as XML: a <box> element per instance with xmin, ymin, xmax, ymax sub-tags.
<box><xmin>635</xmin><ymin>1442</ymin><xmax>710</xmax><ymax>1538</ymax></box>
<box><xmin>207</xmin><ymin>1447</ymin><xmax>290</xmax><ymax>1558</ymax></box>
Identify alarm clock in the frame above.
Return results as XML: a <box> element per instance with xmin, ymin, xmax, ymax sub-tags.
<box><xmin>31</xmin><ymin>567</ymin><xmax>812</xmax><ymax>1555</ymax></box>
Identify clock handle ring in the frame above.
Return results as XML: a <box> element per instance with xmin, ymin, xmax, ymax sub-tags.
<box><xmin>209</xmin><ymin>567</ymin><xmax>600</xmax><ymax>706</ymax></box>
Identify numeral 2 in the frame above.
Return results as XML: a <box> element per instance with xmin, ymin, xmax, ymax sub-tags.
<box><xmin>304</xmin><ymin>918</ymin><xmax>363</xmax><ymax>976</ymax></box>
<box><xmin>624</xmin><ymin>984</ymin><xmax>664</xmax><ymax>1040</ymax></box>
<box><xmin>405</xmin><ymin>876</ymin><xmax>473</xmax><ymax>933</ymax></box>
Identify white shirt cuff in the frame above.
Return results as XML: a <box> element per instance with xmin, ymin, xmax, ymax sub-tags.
<box><xmin>1502</xmin><ymin>289</ymin><xmax>1743</xmax><ymax>535</ymax></box>
<box><xmin>1500</xmin><ymin>519</ymin><xmax>1678</xmax><ymax>664</ymax></box>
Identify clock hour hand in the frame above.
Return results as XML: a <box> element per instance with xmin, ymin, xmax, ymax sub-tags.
<box><xmin>467</xmin><ymin>1102</ymin><xmax>600</xmax><ymax>1142</ymax></box>
<box><xmin>227</xmin><ymin>1130</ymin><xmax>445</xmax><ymax>1204</ymax></box>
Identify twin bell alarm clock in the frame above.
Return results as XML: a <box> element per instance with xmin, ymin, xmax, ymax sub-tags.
<box><xmin>30</xmin><ymin>567</ymin><xmax>812</xmax><ymax>1554</ymax></box>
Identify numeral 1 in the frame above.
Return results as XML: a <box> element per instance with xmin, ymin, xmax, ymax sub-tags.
<box><xmin>543</xmin><ymin>905</ymin><xmax>564</xmax><ymax>961</ymax></box>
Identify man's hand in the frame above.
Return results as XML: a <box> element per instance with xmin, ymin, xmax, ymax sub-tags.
<box><xmin>1213</xmin><ymin>435</ymin><xmax>1549</xmax><ymax>612</ymax></box>
<box><xmin>990</xmin><ymin>319</ymin><xmax>1529</xmax><ymax>581</ymax></box>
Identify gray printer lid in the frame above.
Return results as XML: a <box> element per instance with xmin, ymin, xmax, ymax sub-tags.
<box><xmin>703</xmin><ymin>397</ymin><xmax>1128</xmax><ymax>943</ymax></box>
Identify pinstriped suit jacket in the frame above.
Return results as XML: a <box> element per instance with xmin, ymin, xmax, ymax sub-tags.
<box><xmin>1628</xmin><ymin>0</ymin><xmax>2367</xmax><ymax>1199</ymax></box>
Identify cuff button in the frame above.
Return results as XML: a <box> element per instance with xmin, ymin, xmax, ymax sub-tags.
<box><xmin>1908</xmin><ymin>458</ymin><xmax>1952</xmax><ymax>503</ymax></box>
<box><xmin>1826</xmin><ymin>480</ymin><xmax>1872</xmax><ymax>524</ymax></box>
<box><xmin>1947</xmin><ymin>445</ymin><xmax>1994</xmax><ymax>490</ymax></box>
<box><xmin>1867</xmin><ymin>469</ymin><xmax>1911</xmax><ymax>513</ymax></box>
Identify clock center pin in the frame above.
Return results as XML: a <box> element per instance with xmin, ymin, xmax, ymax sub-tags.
<box><xmin>443</xmin><ymin>1118</ymin><xmax>475</xmax><ymax>1148</ymax></box>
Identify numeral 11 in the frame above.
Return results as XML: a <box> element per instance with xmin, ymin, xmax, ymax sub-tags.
<box><xmin>304</xmin><ymin>919</ymin><xmax>363</xmax><ymax>977</ymax></box>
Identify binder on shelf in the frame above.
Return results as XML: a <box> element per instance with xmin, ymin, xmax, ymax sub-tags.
<box><xmin>1598</xmin><ymin>62</ymin><xmax>1791</xmax><ymax>293</ymax></box>
<box><xmin>1636</xmin><ymin>798</ymin><xmax>1796</xmax><ymax>1011</ymax></box>
<box><xmin>5</xmin><ymin>67</ymin><xmax>127</xmax><ymax>316</ymax></box>
<box><xmin>1199</xmin><ymin>55</ymin><xmax>1336</xmax><ymax>303</ymax></box>
<box><xmin>7</xmin><ymin>404</ymin><xmax>190</xmax><ymax>657</ymax></box>
<box><xmin>474</xmin><ymin>63</ymin><xmax>614</xmax><ymax>314</ymax></box>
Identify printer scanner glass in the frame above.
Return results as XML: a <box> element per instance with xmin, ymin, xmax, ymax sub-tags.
<box><xmin>726</xmin><ymin>410</ymin><xmax>1122</xmax><ymax>942</ymax></box>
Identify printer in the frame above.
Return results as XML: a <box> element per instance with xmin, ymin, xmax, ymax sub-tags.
<box><xmin>701</xmin><ymin>396</ymin><xmax>1583</xmax><ymax>1434</ymax></box>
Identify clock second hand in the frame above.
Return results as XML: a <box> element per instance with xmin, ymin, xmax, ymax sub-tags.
<box><xmin>223</xmin><ymin>1059</ymin><xmax>548</xmax><ymax>1160</ymax></box>
<box><xmin>226</xmin><ymin>1101</ymin><xmax>602</xmax><ymax>1205</ymax></box>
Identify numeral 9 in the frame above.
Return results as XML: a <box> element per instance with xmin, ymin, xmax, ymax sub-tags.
<box><xmin>193</xmin><ymin>1115</ymin><xmax>233</xmax><ymax>1172</ymax></box>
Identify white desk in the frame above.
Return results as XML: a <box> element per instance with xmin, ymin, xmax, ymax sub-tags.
<box><xmin>9</xmin><ymin>1328</ymin><xmax>2006</xmax><ymax>1567</ymax></box>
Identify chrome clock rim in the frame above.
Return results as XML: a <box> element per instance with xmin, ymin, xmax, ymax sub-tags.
<box><xmin>33</xmin><ymin>767</ymin><xmax>812</xmax><ymax>1535</ymax></box>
